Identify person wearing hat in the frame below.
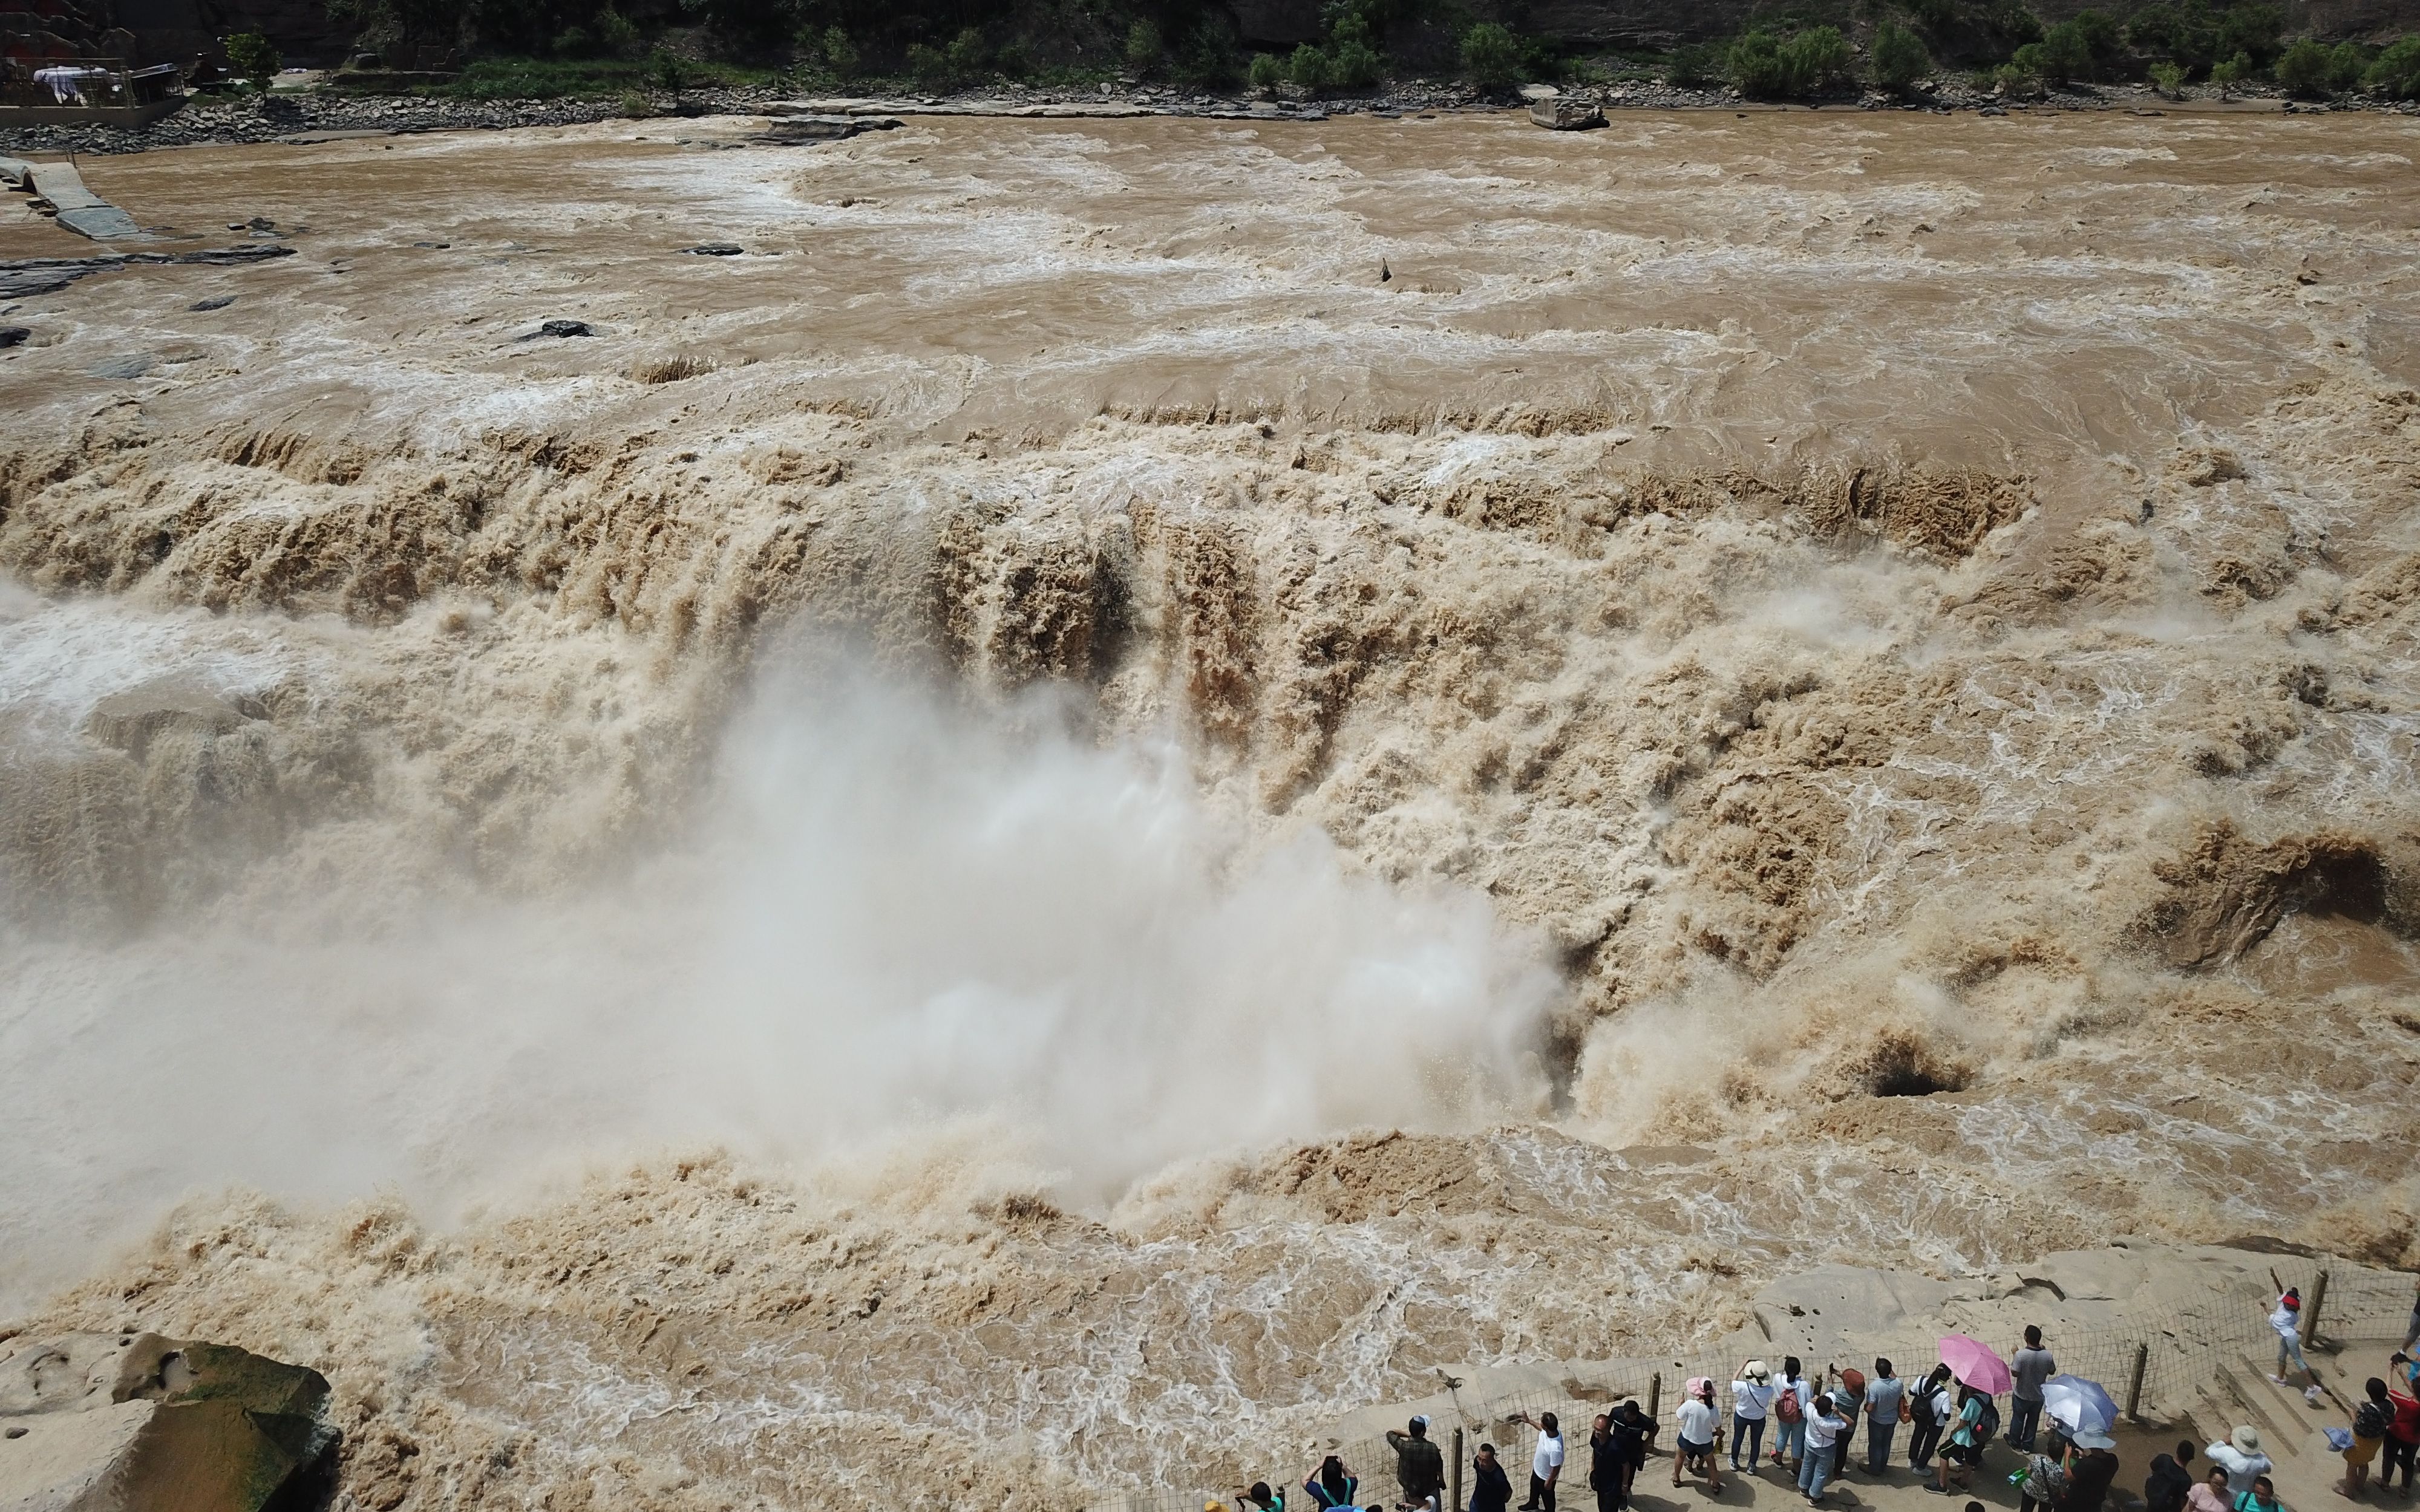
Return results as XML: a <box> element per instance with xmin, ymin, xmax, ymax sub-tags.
<box><xmin>1674</xmin><ymin>1378</ymin><xmax>1724</xmax><ymax>1494</ymax></box>
<box><xmin>2208</xmin><ymin>1428</ymin><xmax>2273</xmax><ymax>1499</ymax></box>
<box><xmin>1388</xmin><ymin>1416</ymin><xmax>1447</xmax><ymax>1512</ymax></box>
<box><xmin>2058</xmin><ymin>1429</ymin><xmax>2122</xmax><ymax>1512</ymax></box>
<box><xmin>1733</xmin><ymin>1360</ymin><xmax>1777</xmax><ymax>1475</ymax></box>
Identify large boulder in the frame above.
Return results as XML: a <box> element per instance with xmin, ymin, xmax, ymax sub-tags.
<box><xmin>0</xmin><ymin>1331</ymin><xmax>339</xmax><ymax>1512</ymax></box>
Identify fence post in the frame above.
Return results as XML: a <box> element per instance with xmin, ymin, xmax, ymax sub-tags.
<box><xmin>2306</xmin><ymin>1269</ymin><xmax>2330</xmax><ymax>1348</ymax></box>
<box><xmin>1649</xmin><ymin>1372</ymin><xmax>1662</xmax><ymax>1430</ymax></box>
<box><xmin>1453</xmin><ymin>1428</ymin><xmax>1463</xmax><ymax>1512</ymax></box>
<box><xmin>2125</xmin><ymin>1342</ymin><xmax>2148</xmax><ymax>1423</ymax></box>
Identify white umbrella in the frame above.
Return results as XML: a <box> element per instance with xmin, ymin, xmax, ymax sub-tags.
<box><xmin>2042</xmin><ymin>1375</ymin><xmax>2118</xmax><ymax>1438</ymax></box>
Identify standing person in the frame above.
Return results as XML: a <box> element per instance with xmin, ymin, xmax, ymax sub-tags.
<box><xmin>2382</xmin><ymin>1365</ymin><xmax>2420</xmax><ymax>1496</ymax></box>
<box><xmin>1609</xmin><ymin>1399</ymin><xmax>1650</xmax><ymax>1510</ymax></box>
<box><xmin>1388</xmin><ymin>1417</ymin><xmax>1447</xmax><ymax>1512</ymax></box>
<box><xmin>2061</xmin><ymin>1430</ymin><xmax>2122</xmax><ymax>1512</ymax></box>
<box><xmin>1673</xmin><ymin>1379</ymin><xmax>1723</xmax><ymax>1493</ymax></box>
<box><xmin>2268</xmin><ymin>1277</ymin><xmax>2317</xmax><ymax>1393</ymax></box>
<box><xmin>1511</xmin><ymin>1410</ymin><xmax>1564</xmax><ymax>1512</ymax></box>
<box><xmin>2012</xmin><ymin>1325</ymin><xmax>2057</xmax><ymax>1453</ymax></box>
<box><xmin>1909</xmin><ymin>1366</ymin><xmax>1955</xmax><ymax>1473</ymax></box>
<box><xmin>1470</xmin><ymin>1444</ymin><xmax>1513</xmax><ymax>1512</ymax></box>
<box><xmin>1589</xmin><ymin>1415</ymin><xmax>1623</xmax><ymax>1512</ymax></box>
<box><xmin>2404</xmin><ymin>1279</ymin><xmax>2420</xmax><ymax>1355</ymax></box>
<box><xmin>1304</xmin><ymin>1456</ymin><xmax>1359</xmax><ymax>1510</ymax></box>
<box><xmin>2343</xmin><ymin>1378</ymin><xmax>2393</xmax><ymax>1499</ymax></box>
<box><xmin>1733</xmin><ymin>1361</ymin><xmax>1776</xmax><ymax>1475</ymax></box>
<box><xmin>2208</xmin><ymin>1429</ymin><xmax>2273</xmax><ymax>1499</ymax></box>
<box><xmin>2147</xmin><ymin>1441</ymin><xmax>2196</xmax><ymax>1512</ymax></box>
<box><xmin>1773</xmin><ymin>1358</ymin><xmax>1813</xmax><ymax>1470</ymax></box>
<box><xmin>1831</xmin><ymin>1366</ymin><xmax>1867</xmax><ymax>1481</ymax></box>
<box><xmin>1929</xmin><ymin>1386</ymin><xmax>1989</xmax><ymax>1495</ymax></box>
<box><xmin>1238</xmin><ymin>1484</ymin><xmax>1284</xmax><ymax>1512</ymax></box>
<box><xmin>2191</xmin><ymin>1467</ymin><xmax>2235</xmax><ymax>1512</ymax></box>
<box><xmin>1800</xmin><ymin>1392</ymin><xmax>1851</xmax><ymax>1504</ymax></box>
<box><xmin>1866</xmin><ymin>1359</ymin><xmax>1906</xmax><ymax>1476</ymax></box>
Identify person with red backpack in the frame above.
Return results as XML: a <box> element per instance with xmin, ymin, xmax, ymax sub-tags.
<box><xmin>1771</xmin><ymin>1358</ymin><xmax>1813</xmax><ymax>1471</ymax></box>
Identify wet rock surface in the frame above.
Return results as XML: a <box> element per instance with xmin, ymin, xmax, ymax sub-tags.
<box><xmin>0</xmin><ymin>1332</ymin><xmax>338</xmax><ymax>1512</ymax></box>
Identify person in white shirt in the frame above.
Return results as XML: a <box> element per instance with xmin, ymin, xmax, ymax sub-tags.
<box><xmin>1512</xmin><ymin>1410</ymin><xmax>1566</xmax><ymax>1512</ymax></box>
<box><xmin>2207</xmin><ymin>1427</ymin><xmax>2272</xmax><ymax>1498</ymax></box>
<box><xmin>2266</xmin><ymin>1275</ymin><xmax>2316</xmax><ymax>1395</ymax></box>
<box><xmin>1675</xmin><ymin>1378</ymin><xmax>1724</xmax><ymax>1493</ymax></box>
<box><xmin>1799</xmin><ymin>1393</ymin><xmax>1851</xmax><ymax>1504</ymax></box>
<box><xmin>1733</xmin><ymin>1360</ymin><xmax>1777</xmax><ymax>1473</ymax></box>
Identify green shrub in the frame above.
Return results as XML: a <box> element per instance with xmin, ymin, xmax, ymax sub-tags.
<box><xmin>1995</xmin><ymin>58</ymin><xmax>2043</xmax><ymax>94</ymax></box>
<box><xmin>1783</xmin><ymin>26</ymin><xmax>1852</xmax><ymax>92</ymax></box>
<box><xmin>2273</xmin><ymin>37</ymin><xmax>2333</xmax><ymax>94</ymax></box>
<box><xmin>1727</xmin><ymin>30</ymin><xmax>1789</xmax><ymax>94</ymax></box>
<box><xmin>2027</xmin><ymin>21</ymin><xmax>2094</xmax><ymax>81</ymax></box>
<box><xmin>1729</xmin><ymin>26</ymin><xmax>1850</xmax><ymax>97</ymax></box>
<box><xmin>1248</xmin><ymin>50</ymin><xmax>1284</xmax><ymax>93</ymax></box>
<box><xmin>1460</xmin><ymin>21</ymin><xmax>1523</xmax><ymax>90</ymax></box>
<box><xmin>649</xmin><ymin>47</ymin><xmax>683</xmax><ymax>90</ymax></box>
<box><xmin>945</xmin><ymin>25</ymin><xmax>987</xmax><ymax>78</ymax></box>
<box><xmin>993</xmin><ymin>40</ymin><xmax>1032</xmax><ymax>78</ymax></box>
<box><xmin>1666</xmin><ymin>42</ymin><xmax>1720</xmax><ymax>86</ymax></box>
<box><xmin>2148</xmin><ymin>59</ymin><xmax>2184</xmax><ymax>96</ymax></box>
<box><xmin>1330</xmin><ymin>36</ymin><xmax>1381</xmax><ymax>86</ymax></box>
<box><xmin>819</xmin><ymin>25</ymin><xmax>857</xmax><ymax>79</ymax></box>
<box><xmin>1290</xmin><ymin>42</ymin><xmax>1332</xmax><ymax>90</ymax></box>
<box><xmin>1869</xmin><ymin>21</ymin><xmax>1931</xmax><ymax>91</ymax></box>
<box><xmin>906</xmin><ymin>41</ymin><xmax>949</xmax><ymax>87</ymax></box>
<box><xmin>224</xmin><ymin>30</ymin><xmax>281</xmax><ymax>88</ymax></box>
<box><xmin>2367</xmin><ymin>36</ymin><xmax>2420</xmax><ymax>97</ymax></box>
<box><xmin>2324</xmin><ymin>41</ymin><xmax>2367</xmax><ymax>90</ymax></box>
<box><xmin>2214</xmin><ymin>2</ymin><xmax>2283</xmax><ymax>64</ymax></box>
<box><xmin>2208</xmin><ymin>47</ymin><xmax>2250</xmax><ymax>93</ymax></box>
<box><xmin>1124</xmin><ymin>18</ymin><xmax>1162</xmax><ymax>74</ymax></box>
<box><xmin>1172</xmin><ymin>16</ymin><xmax>1241</xmax><ymax>89</ymax></box>
<box><xmin>589</xmin><ymin>6</ymin><xmax>635</xmax><ymax>55</ymax></box>
<box><xmin>616</xmin><ymin>87</ymin><xmax>654</xmax><ymax>116</ymax></box>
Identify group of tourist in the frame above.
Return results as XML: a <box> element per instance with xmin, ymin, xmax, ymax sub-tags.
<box><xmin>1223</xmin><ymin>1283</ymin><xmax>2420</xmax><ymax>1512</ymax></box>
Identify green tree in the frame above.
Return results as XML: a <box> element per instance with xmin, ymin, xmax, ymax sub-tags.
<box><xmin>224</xmin><ymin>31</ymin><xmax>281</xmax><ymax>88</ymax></box>
<box><xmin>1290</xmin><ymin>42</ymin><xmax>1331</xmax><ymax>90</ymax></box>
<box><xmin>819</xmin><ymin>24</ymin><xmax>858</xmax><ymax>79</ymax></box>
<box><xmin>2208</xmin><ymin>47</ymin><xmax>2250</xmax><ymax>95</ymax></box>
<box><xmin>2366</xmin><ymin>35</ymin><xmax>2420</xmax><ymax>97</ymax></box>
<box><xmin>1327</xmin><ymin>8</ymin><xmax>1381</xmax><ymax>86</ymax></box>
<box><xmin>1459</xmin><ymin>21</ymin><xmax>1523</xmax><ymax>91</ymax></box>
<box><xmin>944</xmin><ymin>25</ymin><xmax>987</xmax><ymax>79</ymax></box>
<box><xmin>2273</xmin><ymin>36</ymin><xmax>2332</xmax><ymax>94</ymax></box>
<box><xmin>1868</xmin><ymin>21</ymin><xmax>1931</xmax><ymax>92</ymax></box>
<box><xmin>2214</xmin><ymin>2</ymin><xmax>2283</xmax><ymax>65</ymax></box>
<box><xmin>1666</xmin><ymin>42</ymin><xmax>1719</xmax><ymax>86</ymax></box>
<box><xmin>1172</xmin><ymin>16</ymin><xmax>1241</xmax><ymax>88</ymax></box>
<box><xmin>907</xmin><ymin>41</ymin><xmax>949</xmax><ymax>87</ymax></box>
<box><xmin>597</xmin><ymin>5</ymin><xmax>639</xmax><ymax>56</ymax></box>
<box><xmin>1781</xmin><ymin>25</ymin><xmax>1851</xmax><ymax>92</ymax></box>
<box><xmin>1124</xmin><ymin>18</ymin><xmax>1162</xmax><ymax>75</ymax></box>
<box><xmin>2148</xmin><ymin>59</ymin><xmax>2184</xmax><ymax>96</ymax></box>
<box><xmin>1248</xmin><ymin>50</ymin><xmax>1284</xmax><ymax>94</ymax></box>
<box><xmin>1728</xmin><ymin>30</ymin><xmax>1788</xmax><ymax>94</ymax></box>
<box><xmin>2324</xmin><ymin>41</ymin><xmax>2367</xmax><ymax>90</ymax></box>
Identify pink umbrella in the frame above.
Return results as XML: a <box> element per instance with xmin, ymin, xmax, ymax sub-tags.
<box><xmin>1938</xmin><ymin>1335</ymin><xmax>2014</xmax><ymax>1395</ymax></box>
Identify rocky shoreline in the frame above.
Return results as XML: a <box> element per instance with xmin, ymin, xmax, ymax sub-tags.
<box><xmin>3</xmin><ymin>75</ymin><xmax>2412</xmax><ymax>157</ymax></box>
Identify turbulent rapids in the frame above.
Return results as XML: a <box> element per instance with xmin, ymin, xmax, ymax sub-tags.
<box><xmin>2</xmin><ymin>108</ymin><xmax>2419</xmax><ymax>1509</ymax></box>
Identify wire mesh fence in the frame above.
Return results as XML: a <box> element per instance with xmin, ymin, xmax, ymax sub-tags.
<box><xmin>1092</xmin><ymin>1259</ymin><xmax>2419</xmax><ymax>1512</ymax></box>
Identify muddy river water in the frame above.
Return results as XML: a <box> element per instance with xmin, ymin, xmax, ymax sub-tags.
<box><xmin>1</xmin><ymin>110</ymin><xmax>2417</xmax><ymax>1509</ymax></box>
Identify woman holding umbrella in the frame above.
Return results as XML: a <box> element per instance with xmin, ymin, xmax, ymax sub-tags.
<box><xmin>1929</xmin><ymin>1335</ymin><xmax>2015</xmax><ymax>1497</ymax></box>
